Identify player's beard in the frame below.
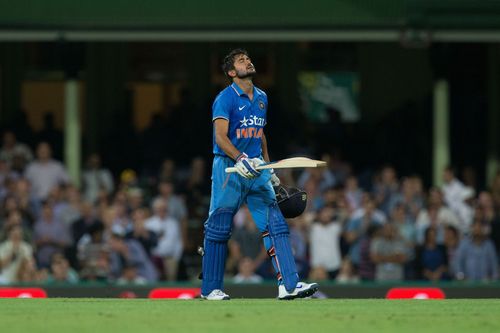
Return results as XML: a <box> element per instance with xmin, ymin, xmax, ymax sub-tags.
<box><xmin>236</xmin><ymin>68</ymin><xmax>256</xmax><ymax>79</ymax></box>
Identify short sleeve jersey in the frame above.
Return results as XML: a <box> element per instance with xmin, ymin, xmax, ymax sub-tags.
<box><xmin>212</xmin><ymin>82</ymin><xmax>267</xmax><ymax>158</ymax></box>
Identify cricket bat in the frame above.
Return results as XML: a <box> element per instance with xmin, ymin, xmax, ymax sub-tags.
<box><xmin>225</xmin><ymin>157</ymin><xmax>327</xmax><ymax>173</ymax></box>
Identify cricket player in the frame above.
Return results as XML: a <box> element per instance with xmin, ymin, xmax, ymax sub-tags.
<box><xmin>201</xmin><ymin>49</ymin><xmax>318</xmax><ymax>300</ymax></box>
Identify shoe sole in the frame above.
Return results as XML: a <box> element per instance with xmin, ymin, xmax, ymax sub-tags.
<box><xmin>278</xmin><ymin>284</ymin><xmax>319</xmax><ymax>300</ymax></box>
<box><xmin>201</xmin><ymin>296</ymin><xmax>231</xmax><ymax>300</ymax></box>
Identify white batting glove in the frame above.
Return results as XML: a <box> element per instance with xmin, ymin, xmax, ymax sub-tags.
<box><xmin>251</xmin><ymin>158</ymin><xmax>280</xmax><ymax>186</ymax></box>
<box><xmin>234</xmin><ymin>153</ymin><xmax>260</xmax><ymax>179</ymax></box>
<box><xmin>270</xmin><ymin>169</ymin><xmax>280</xmax><ymax>187</ymax></box>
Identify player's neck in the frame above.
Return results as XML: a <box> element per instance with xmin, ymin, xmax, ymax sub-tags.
<box><xmin>233</xmin><ymin>78</ymin><xmax>254</xmax><ymax>96</ymax></box>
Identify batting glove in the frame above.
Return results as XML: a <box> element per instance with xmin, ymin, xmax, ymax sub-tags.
<box><xmin>251</xmin><ymin>158</ymin><xmax>280</xmax><ymax>186</ymax></box>
<box><xmin>234</xmin><ymin>153</ymin><xmax>260</xmax><ymax>179</ymax></box>
<box><xmin>270</xmin><ymin>169</ymin><xmax>280</xmax><ymax>187</ymax></box>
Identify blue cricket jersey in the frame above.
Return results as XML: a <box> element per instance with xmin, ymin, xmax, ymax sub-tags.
<box><xmin>212</xmin><ymin>82</ymin><xmax>268</xmax><ymax>158</ymax></box>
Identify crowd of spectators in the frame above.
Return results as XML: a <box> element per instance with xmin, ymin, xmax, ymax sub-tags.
<box><xmin>1</xmin><ymin>128</ymin><xmax>500</xmax><ymax>285</ymax></box>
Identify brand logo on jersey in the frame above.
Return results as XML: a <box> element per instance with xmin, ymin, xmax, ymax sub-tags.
<box><xmin>237</xmin><ymin>115</ymin><xmax>265</xmax><ymax>139</ymax></box>
<box><xmin>238</xmin><ymin>105</ymin><xmax>246</xmax><ymax>111</ymax></box>
<box><xmin>236</xmin><ymin>127</ymin><xmax>263</xmax><ymax>139</ymax></box>
<box><xmin>239</xmin><ymin>116</ymin><xmax>265</xmax><ymax>127</ymax></box>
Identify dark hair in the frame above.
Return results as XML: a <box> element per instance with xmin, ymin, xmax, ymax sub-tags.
<box><xmin>445</xmin><ymin>225</ymin><xmax>458</xmax><ymax>237</ymax></box>
<box><xmin>221</xmin><ymin>48</ymin><xmax>249</xmax><ymax>79</ymax></box>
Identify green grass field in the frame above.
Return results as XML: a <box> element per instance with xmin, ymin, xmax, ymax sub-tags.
<box><xmin>1</xmin><ymin>299</ymin><xmax>500</xmax><ymax>333</ymax></box>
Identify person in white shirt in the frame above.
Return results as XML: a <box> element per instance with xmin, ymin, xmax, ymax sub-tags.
<box><xmin>441</xmin><ymin>166</ymin><xmax>475</xmax><ymax>231</ymax></box>
<box><xmin>309</xmin><ymin>206</ymin><xmax>343</xmax><ymax>278</ymax></box>
<box><xmin>24</xmin><ymin>142</ymin><xmax>69</xmax><ymax>201</ymax></box>
<box><xmin>145</xmin><ymin>198</ymin><xmax>182</xmax><ymax>281</ymax></box>
<box><xmin>416</xmin><ymin>188</ymin><xmax>463</xmax><ymax>244</ymax></box>
<box><xmin>0</xmin><ymin>225</ymin><xmax>34</xmax><ymax>284</ymax></box>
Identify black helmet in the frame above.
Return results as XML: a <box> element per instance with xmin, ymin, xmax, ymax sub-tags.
<box><xmin>275</xmin><ymin>185</ymin><xmax>307</xmax><ymax>218</ymax></box>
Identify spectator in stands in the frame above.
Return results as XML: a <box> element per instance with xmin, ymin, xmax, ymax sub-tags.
<box><xmin>309</xmin><ymin>206</ymin><xmax>343</xmax><ymax>279</ymax></box>
<box><xmin>72</xmin><ymin>201</ymin><xmax>101</xmax><ymax>247</ymax></box>
<box><xmin>391</xmin><ymin>203</ymin><xmax>416</xmax><ymax>251</ymax></box>
<box><xmin>335</xmin><ymin>258</ymin><xmax>360</xmax><ymax>284</ymax></box>
<box><xmin>453</xmin><ymin>221</ymin><xmax>498</xmax><ymax>281</ymax></box>
<box><xmin>442</xmin><ymin>166</ymin><xmax>475</xmax><ymax>230</ymax></box>
<box><xmin>288</xmin><ymin>215</ymin><xmax>310</xmax><ymax>279</ymax></box>
<box><xmin>415</xmin><ymin>188</ymin><xmax>461</xmax><ymax>244</ymax></box>
<box><xmin>127</xmin><ymin>188</ymin><xmax>145</xmax><ymax>212</ymax></box>
<box><xmin>358</xmin><ymin>224</ymin><xmax>381</xmax><ymax>281</ymax></box>
<box><xmin>145</xmin><ymin>198</ymin><xmax>182</xmax><ymax>281</ymax></box>
<box><xmin>477</xmin><ymin>191</ymin><xmax>500</xmax><ymax>238</ymax></box>
<box><xmin>390</xmin><ymin>203</ymin><xmax>417</xmax><ymax>279</ymax></box>
<box><xmin>228</xmin><ymin>206</ymin><xmax>267</xmax><ymax>276</ymax></box>
<box><xmin>344</xmin><ymin>175</ymin><xmax>363</xmax><ymax>213</ymax></box>
<box><xmin>46</xmin><ymin>252</ymin><xmax>79</xmax><ymax>284</ymax></box>
<box><xmin>127</xmin><ymin>207</ymin><xmax>157</xmax><ymax>256</ymax></box>
<box><xmin>444</xmin><ymin>225</ymin><xmax>460</xmax><ymax>278</ymax></box>
<box><xmin>13</xmin><ymin>178</ymin><xmax>39</xmax><ymax>224</ymax></box>
<box><xmin>108</xmin><ymin>227</ymin><xmax>158</xmax><ymax>282</ymax></box>
<box><xmin>24</xmin><ymin>142</ymin><xmax>69</xmax><ymax>201</ymax></box>
<box><xmin>155</xmin><ymin>180</ymin><xmax>187</xmax><ymax>224</ymax></box>
<box><xmin>0</xmin><ymin>210</ymin><xmax>32</xmax><ymax>243</ymax></box>
<box><xmin>416</xmin><ymin>227</ymin><xmax>448</xmax><ymax>281</ymax></box>
<box><xmin>33</xmin><ymin>200</ymin><xmax>71</xmax><ymax>268</ymax></box>
<box><xmin>373</xmin><ymin>165</ymin><xmax>400</xmax><ymax>216</ymax></box>
<box><xmin>233</xmin><ymin>257</ymin><xmax>263</xmax><ymax>284</ymax></box>
<box><xmin>302</xmin><ymin>175</ymin><xmax>323</xmax><ymax>212</ymax></box>
<box><xmin>0</xmin><ymin>225</ymin><xmax>34</xmax><ymax>284</ymax></box>
<box><xmin>56</xmin><ymin>185</ymin><xmax>82</xmax><ymax>227</ymax></box>
<box><xmin>392</xmin><ymin>176</ymin><xmax>425</xmax><ymax>221</ymax></box>
<box><xmin>77</xmin><ymin>222</ymin><xmax>109</xmax><ymax>281</ymax></box>
<box><xmin>16</xmin><ymin>257</ymin><xmax>48</xmax><ymax>283</ymax></box>
<box><xmin>370</xmin><ymin>223</ymin><xmax>408</xmax><ymax>281</ymax></box>
<box><xmin>298</xmin><ymin>167</ymin><xmax>336</xmax><ymax>196</ymax></box>
<box><xmin>0</xmin><ymin>130</ymin><xmax>33</xmax><ymax>168</ymax></box>
<box><xmin>345</xmin><ymin>194</ymin><xmax>386</xmax><ymax>267</ymax></box>
<box><xmin>111</xmin><ymin>201</ymin><xmax>133</xmax><ymax>233</ymax></box>
<box><xmin>1</xmin><ymin>195</ymin><xmax>24</xmax><ymax>225</ymax></box>
<box><xmin>117</xmin><ymin>263</ymin><xmax>147</xmax><ymax>285</ymax></box>
<box><xmin>81</xmin><ymin>153</ymin><xmax>114</xmax><ymax>204</ymax></box>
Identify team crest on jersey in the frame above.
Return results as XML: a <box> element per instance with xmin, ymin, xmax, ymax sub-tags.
<box><xmin>259</xmin><ymin>101</ymin><xmax>265</xmax><ymax>110</ymax></box>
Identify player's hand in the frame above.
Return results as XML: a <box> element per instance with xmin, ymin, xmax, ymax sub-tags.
<box><xmin>234</xmin><ymin>153</ymin><xmax>260</xmax><ymax>179</ymax></box>
<box><xmin>270</xmin><ymin>169</ymin><xmax>280</xmax><ymax>187</ymax></box>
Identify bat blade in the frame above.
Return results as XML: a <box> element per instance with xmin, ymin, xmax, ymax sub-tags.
<box><xmin>225</xmin><ymin>157</ymin><xmax>327</xmax><ymax>173</ymax></box>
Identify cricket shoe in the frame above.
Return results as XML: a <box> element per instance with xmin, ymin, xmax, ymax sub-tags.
<box><xmin>278</xmin><ymin>282</ymin><xmax>319</xmax><ymax>300</ymax></box>
<box><xmin>201</xmin><ymin>289</ymin><xmax>230</xmax><ymax>300</ymax></box>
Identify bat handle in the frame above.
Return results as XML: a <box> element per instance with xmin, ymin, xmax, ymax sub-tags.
<box><xmin>225</xmin><ymin>167</ymin><xmax>237</xmax><ymax>173</ymax></box>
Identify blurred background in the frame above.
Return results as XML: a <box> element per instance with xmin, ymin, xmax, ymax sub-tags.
<box><xmin>1</xmin><ymin>0</ymin><xmax>500</xmax><ymax>298</ymax></box>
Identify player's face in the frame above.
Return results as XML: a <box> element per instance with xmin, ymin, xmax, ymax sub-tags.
<box><xmin>231</xmin><ymin>54</ymin><xmax>256</xmax><ymax>79</ymax></box>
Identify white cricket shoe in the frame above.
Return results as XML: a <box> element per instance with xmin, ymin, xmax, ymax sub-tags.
<box><xmin>278</xmin><ymin>282</ymin><xmax>319</xmax><ymax>300</ymax></box>
<box><xmin>201</xmin><ymin>289</ymin><xmax>230</xmax><ymax>300</ymax></box>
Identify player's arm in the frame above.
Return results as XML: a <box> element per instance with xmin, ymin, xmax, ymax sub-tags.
<box><xmin>214</xmin><ymin>118</ymin><xmax>241</xmax><ymax>160</ymax></box>
<box><xmin>214</xmin><ymin>118</ymin><xmax>259</xmax><ymax>178</ymax></box>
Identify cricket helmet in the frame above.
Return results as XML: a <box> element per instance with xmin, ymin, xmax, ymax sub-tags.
<box><xmin>275</xmin><ymin>185</ymin><xmax>307</xmax><ymax>218</ymax></box>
